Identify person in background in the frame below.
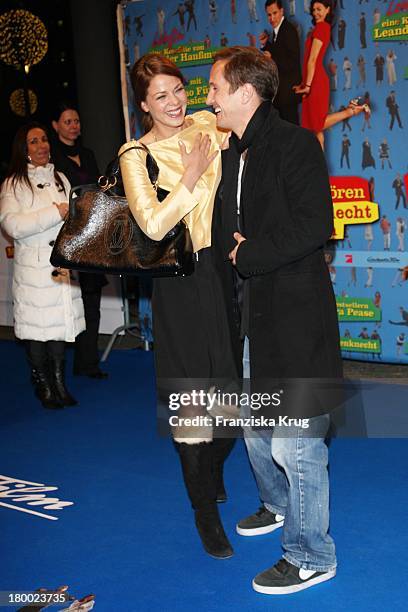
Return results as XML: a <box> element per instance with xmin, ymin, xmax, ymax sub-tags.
<box><xmin>293</xmin><ymin>1</ymin><xmax>368</xmax><ymax>149</ymax></box>
<box><xmin>259</xmin><ymin>0</ymin><xmax>301</xmax><ymax>124</ymax></box>
<box><xmin>0</xmin><ymin>123</ymin><xmax>85</xmax><ymax>409</ymax></box>
<box><xmin>51</xmin><ymin>102</ymin><xmax>108</xmax><ymax>380</ymax></box>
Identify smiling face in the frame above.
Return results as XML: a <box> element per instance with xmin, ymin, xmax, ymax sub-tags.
<box><xmin>26</xmin><ymin>128</ymin><xmax>50</xmax><ymax>167</ymax></box>
<box><xmin>141</xmin><ymin>74</ymin><xmax>187</xmax><ymax>137</ymax></box>
<box><xmin>266</xmin><ymin>3</ymin><xmax>284</xmax><ymax>29</ymax></box>
<box><xmin>312</xmin><ymin>2</ymin><xmax>331</xmax><ymax>23</ymax></box>
<box><xmin>52</xmin><ymin>109</ymin><xmax>81</xmax><ymax>145</ymax></box>
<box><xmin>206</xmin><ymin>60</ymin><xmax>244</xmax><ymax>134</ymax></box>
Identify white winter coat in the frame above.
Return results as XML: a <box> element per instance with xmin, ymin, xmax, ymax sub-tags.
<box><xmin>0</xmin><ymin>163</ymin><xmax>85</xmax><ymax>342</ymax></box>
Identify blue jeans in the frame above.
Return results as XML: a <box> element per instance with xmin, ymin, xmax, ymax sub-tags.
<box><xmin>242</xmin><ymin>338</ymin><xmax>336</xmax><ymax>572</ymax></box>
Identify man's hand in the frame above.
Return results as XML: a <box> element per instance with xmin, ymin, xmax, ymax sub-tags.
<box><xmin>229</xmin><ymin>232</ymin><xmax>246</xmax><ymax>266</ymax></box>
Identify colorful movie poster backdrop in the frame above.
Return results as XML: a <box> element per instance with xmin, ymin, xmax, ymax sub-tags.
<box><xmin>117</xmin><ymin>0</ymin><xmax>408</xmax><ymax>363</ymax></box>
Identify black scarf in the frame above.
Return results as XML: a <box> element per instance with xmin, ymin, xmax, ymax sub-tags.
<box><xmin>230</xmin><ymin>100</ymin><xmax>274</xmax><ymax>154</ymax></box>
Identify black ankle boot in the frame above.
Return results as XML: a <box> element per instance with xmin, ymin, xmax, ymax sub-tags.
<box><xmin>51</xmin><ymin>359</ymin><xmax>78</xmax><ymax>406</ymax></box>
<box><xmin>175</xmin><ymin>441</ymin><xmax>233</xmax><ymax>559</ymax></box>
<box><xmin>31</xmin><ymin>368</ymin><xmax>63</xmax><ymax>410</ymax></box>
<box><xmin>212</xmin><ymin>438</ymin><xmax>236</xmax><ymax>503</ymax></box>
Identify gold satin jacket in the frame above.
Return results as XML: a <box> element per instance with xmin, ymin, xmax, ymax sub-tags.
<box><xmin>118</xmin><ymin>110</ymin><xmax>224</xmax><ymax>253</ymax></box>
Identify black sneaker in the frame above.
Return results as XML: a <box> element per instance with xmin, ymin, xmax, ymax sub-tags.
<box><xmin>236</xmin><ymin>506</ymin><xmax>284</xmax><ymax>536</ymax></box>
<box><xmin>252</xmin><ymin>558</ymin><xmax>336</xmax><ymax>595</ymax></box>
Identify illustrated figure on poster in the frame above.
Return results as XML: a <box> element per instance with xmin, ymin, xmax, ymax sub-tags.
<box><xmin>304</xmin><ymin>0</ymin><xmax>310</xmax><ymax>11</ymax></box>
<box><xmin>220</xmin><ymin>32</ymin><xmax>228</xmax><ymax>47</ymax></box>
<box><xmin>344</xmin><ymin>329</ymin><xmax>351</xmax><ymax>338</ymax></box>
<box><xmin>362</xmin><ymin>139</ymin><xmax>375</xmax><ymax>169</ymax></box>
<box><xmin>342</xmin><ymin>56</ymin><xmax>352</xmax><ymax>90</ymax></box>
<box><xmin>172</xmin><ymin>3</ymin><xmax>186</xmax><ymax>32</ymax></box>
<box><xmin>386</xmin><ymin>50</ymin><xmax>397</xmax><ymax>86</ymax></box>
<box><xmin>124</xmin><ymin>15</ymin><xmax>131</xmax><ymax>36</ymax></box>
<box><xmin>392</xmin><ymin>268</ymin><xmax>405</xmax><ymax>287</ymax></box>
<box><xmin>231</xmin><ymin>0</ymin><xmax>237</xmax><ymax>24</ymax></box>
<box><xmin>340</xmin><ymin>134</ymin><xmax>351</xmax><ymax>169</ymax></box>
<box><xmin>368</xmin><ymin>176</ymin><xmax>375</xmax><ymax>201</ymax></box>
<box><xmin>359</xmin><ymin>0</ymin><xmax>368</xmax><ymax>4</ymax></box>
<box><xmin>185</xmin><ymin>0</ymin><xmax>197</xmax><ymax>31</ymax></box>
<box><xmin>361</xmin><ymin>91</ymin><xmax>371</xmax><ymax>131</ymax></box>
<box><xmin>396</xmin><ymin>217</ymin><xmax>406</xmax><ymax>251</ymax></box>
<box><xmin>157</xmin><ymin>7</ymin><xmax>165</xmax><ymax>37</ymax></box>
<box><xmin>379</xmin><ymin>139</ymin><xmax>392</xmax><ymax>170</ymax></box>
<box><xmin>134</xmin><ymin>14</ymin><xmax>145</xmax><ymax>37</ymax></box>
<box><xmin>359</xmin><ymin>12</ymin><xmax>366</xmax><ymax>49</ymax></box>
<box><xmin>365</xmin><ymin>267</ymin><xmax>373</xmax><ymax>288</ymax></box>
<box><xmin>389</xmin><ymin>306</ymin><xmax>408</xmax><ymax>326</ymax></box>
<box><xmin>324</xmin><ymin>252</ymin><xmax>336</xmax><ymax>284</ymax></box>
<box><xmin>373</xmin><ymin>7</ymin><xmax>381</xmax><ymax>25</ymax></box>
<box><xmin>380</xmin><ymin>215</ymin><xmax>391</xmax><ymax>250</ymax></box>
<box><xmin>209</xmin><ymin>0</ymin><xmax>218</xmax><ymax>25</ymax></box>
<box><xmin>204</xmin><ymin>33</ymin><xmax>211</xmax><ymax>48</ymax></box>
<box><xmin>339</xmin><ymin>105</ymin><xmax>351</xmax><ymax>132</ymax></box>
<box><xmin>337</xmin><ymin>18</ymin><xmax>346</xmax><ymax>49</ymax></box>
<box><xmin>293</xmin><ymin>2</ymin><xmax>369</xmax><ymax>149</ymax></box>
<box><xmin>348</xmin><ymin>265</ymin><xmax>357</xmax><ymax>286</ymax></box>
<box><xmin>259</xmin><ymin>0</ymin><xmax>302</xmax><ymax>124</ymax></box>
<box><xmin>358</xmin><ymin>328</ymin><xmax>369</xmax><ymax>339</ymax></box>
<box><xmin>396</xmin><ymin>333</ymin><xmax>405</xmax><ymax>357</ymax></box>
<box><xmin>357</xmin><ymin>55</ymin><xmax>366</xmax><ymax>87</ymax></box>
<box><xmin>247</xmin><ymin>32</ymin><xmax>257</xmax><ymax>47</ymax></box>
<box><xmin>374</xmin><ymin>291</ymin><xmax>381</xmax><ymax>309</ymax></box>
<box><xmin>247</xmin><ymin>0</ymin><xmax>260</xmax><ymax>23</ymax></box>
<box><xmin>370</xmin><ymin>330</ymin><xmax>381</xmax><ymax>360</ymax></box>
<box><xmin>393</xmin><ymin>173</ymin><xmax>407</xmax><ymax>209</ymax></box>
<box><xmin>374</xmin><ymin>53</ymin><xmax>385</xmax><ymax>85</ymax></box>
<box><xmin>343</xmin><ymin>226</ymin><xmax>352</xmax><ymax>248</ymax></box>
<box><xmin>289</xmin><ymin>0</ymin><xmax>296</xmax><ymax>15</ymax></box>
<box><xmin>364</xmin><ymin>223</ymin><xmax>373</xmax><ymax>250</ymax></box>
<box><xmin>328</xmin><ymin>58</ymin><xmax>337</xmax><ymax>90</ymax></box>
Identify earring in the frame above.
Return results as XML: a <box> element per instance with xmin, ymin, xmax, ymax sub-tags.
<box><xmin>27</xmin><ymin>155</ymin><xmax>32</xmax><ymax>163</ymax></box>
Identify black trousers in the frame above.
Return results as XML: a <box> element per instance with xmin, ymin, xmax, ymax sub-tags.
<box><xmin>73</xmin><ymin>273</ymin><xmax>104</xmax><ymax>374</ymax></box>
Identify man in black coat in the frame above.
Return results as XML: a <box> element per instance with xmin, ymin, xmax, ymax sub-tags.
<box><xmin>207</xmin><ymin>47</ymin><xmax>342</xmax><ymax>595</ymax></box>
<box><xmin>259</xmin><ymin>0</ymin><xmax>301</xmax><ymax>124</ymax></box>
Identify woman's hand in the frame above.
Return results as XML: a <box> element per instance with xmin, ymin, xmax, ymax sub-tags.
<box><xmin>293</xmin><ymin>83</ymin><xmax>311</xmax><ymax>97</ymax></box>
<box><xmin>179</xmin><ymin>132</ymin><xmax>218</xmax><ymax>193</ymax></box>
<box><xmin>54</xmin><ymin>202</ymin><xmax>69</xmax><ymax>219</ymax></box>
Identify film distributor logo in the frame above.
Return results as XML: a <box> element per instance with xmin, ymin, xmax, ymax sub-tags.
<box><xmin>0</xmin><ymin>474</ymin><xmax>73</xmax><ymax>521</ymax></box>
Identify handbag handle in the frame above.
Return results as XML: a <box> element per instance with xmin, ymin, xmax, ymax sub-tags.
<box><xmin>99</xmin><ymin>143</ymin><xmax>159</xmax><ymax>192</ymax></box>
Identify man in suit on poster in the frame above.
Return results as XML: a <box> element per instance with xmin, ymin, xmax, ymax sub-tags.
<box><xmin>207</xmin><ymin>46</ymin><xmax>342</xmax><ymax>595</ymax></box>
<box><xmin>259</xmin><ymin>0</ymin><xmax>301</xmax><ymax>124</ymax></box>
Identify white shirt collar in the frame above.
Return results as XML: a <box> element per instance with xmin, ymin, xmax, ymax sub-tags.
<box><xmin>274</xmin><ymin>16</ymin><xmax>285</xmax><ymax>37</ymax></box>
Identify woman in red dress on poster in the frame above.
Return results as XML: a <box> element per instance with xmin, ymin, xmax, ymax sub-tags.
<box><xmin>294</xmin><ymin>1</ymin><xmax>369</xmax><ymax>149</ymax></box>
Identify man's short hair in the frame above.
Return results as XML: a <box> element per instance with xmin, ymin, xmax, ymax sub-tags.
<box><xmin>265</xmin><ymin>0</ymin><xmax>283</xmax><ymax>8</ymax></box>
<box><xmin>213</xmin><ymin>46</ymin><xmax>279</xmax><ymax>102</ymax></box>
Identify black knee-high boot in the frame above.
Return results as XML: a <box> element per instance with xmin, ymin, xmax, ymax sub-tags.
<box><xmin>212</xmin><ymin>437</ymin><xmax>236</xmax><ymax>503</ymax></box>
<box><xmin>47</xmin><ymin>341</ymin><xmax>78</xmax><ymax>406</ymax></box>
<box><xmin>26</xmin><ymin>341</ymin><xmax>63</xmax><ymax>410</ymax></box>
<box><xmin>51</xmin><ymin>358</ymin><xmax>78</xmax><ymax>406</ymax></box>
<box><xmin>175</xmin><ymin>441</ymin><xmax>233</xmax><ymax>559</ymax></box>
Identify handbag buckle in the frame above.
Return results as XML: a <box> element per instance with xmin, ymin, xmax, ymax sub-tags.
<box><xmin>98</xmin><ymin>175</ymin><xmax>117</xmax><ymax>192</ymax></box>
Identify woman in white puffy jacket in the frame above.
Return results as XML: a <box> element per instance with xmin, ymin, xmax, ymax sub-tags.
<box><xmin>0</xmin><ymin>122</ymin><xmax>85</xmax><ymax>409</ymax></box>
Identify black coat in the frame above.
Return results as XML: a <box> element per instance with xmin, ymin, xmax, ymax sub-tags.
<box><xmin>51</xmin><ymin>138</ymin><xmax>107</xmax><ymax>291</ymax></box>
<box><xmin>212</xmin><ymin>103</ymin><xmax>342</xmax><ymax>382</ymax></box>
<box><xmin>262</xmin><ymin>18</ymin><xmax>301</xmax><ymax>114</ymax></box>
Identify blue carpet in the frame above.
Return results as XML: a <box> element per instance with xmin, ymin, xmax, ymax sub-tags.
<box><xmin>1</xmin><ymin>340</ymin><xmax>407</xmax><ymax>611</ymax></box>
